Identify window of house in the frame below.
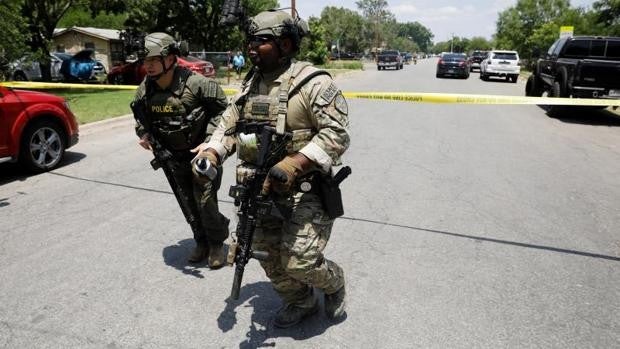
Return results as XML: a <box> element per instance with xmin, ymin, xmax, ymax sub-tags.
<box><xmin>85</xmin><ymin>42</ymin><xmax>95</xmax><ymax>50</ymax></box>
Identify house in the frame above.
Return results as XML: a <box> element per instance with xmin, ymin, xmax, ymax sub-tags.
<box><xmin>53</xmin><ymin>27</ymin><xmax>124</xmax><ymax>72</ymax></box>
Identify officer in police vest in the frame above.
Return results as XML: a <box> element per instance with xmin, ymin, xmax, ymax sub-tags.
<box><xmin>192</xmin><ymin>10</ymin><xmax>350</xmax><ymax>327</ymax></box>
<box><xmin>133</xmin><ymin>32</ymin><xmax>230</xmax><ymax>267</ymax></box>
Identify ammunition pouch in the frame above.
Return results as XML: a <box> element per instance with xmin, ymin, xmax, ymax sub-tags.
<box><xmin>153</xmin><ymin>109</ymin><xmax>208</xmax><ymax>151</ymax></box>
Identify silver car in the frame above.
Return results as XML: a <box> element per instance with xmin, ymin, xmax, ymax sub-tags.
<box><xmin>10</xmin><ymin>52</ymin><xmax>68</xmax><ymax>81</ymax></box>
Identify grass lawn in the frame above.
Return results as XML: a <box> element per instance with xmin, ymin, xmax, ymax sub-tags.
<box><xmin>51</xmin><ymin>89</ymin><xmax>136</xmax><ymax>124</ymax></box>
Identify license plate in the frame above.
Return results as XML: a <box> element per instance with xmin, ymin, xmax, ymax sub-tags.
<box><xmin>610</xmin><ymin>89</ymin><xmax>620</xmax><ymax>97</ymax></box>
<box><xmin>448</xmin><ymin>69</ymin><xmax>454</xmax><ymax>73</ymax></box>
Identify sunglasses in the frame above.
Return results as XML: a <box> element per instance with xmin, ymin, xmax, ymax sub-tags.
<box><xmin>247</xmin><ymin>35</ymin><xmax>275</xmax><ymax>46</ymax></box>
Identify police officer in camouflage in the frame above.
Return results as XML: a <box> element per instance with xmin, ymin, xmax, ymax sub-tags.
<box><xmin>192</xmin><ymin>10</ymin><xmax>350</xmax><ymax>327</ymax></box>
<box><xmin>133</xmin><ymin>32</ymin><xmax>230</xmax><ymax>268</ymax></box>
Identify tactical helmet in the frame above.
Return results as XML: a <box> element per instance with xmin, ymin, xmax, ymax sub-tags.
<box><xmin>247</xmin><ymin>10</ymin><xmax>309</xmax><ymax>46</ymax></box>
<box><xmin>144</xmin><ymin>32</ymin><xmax>179</xmax><ymax>57</ymax></box>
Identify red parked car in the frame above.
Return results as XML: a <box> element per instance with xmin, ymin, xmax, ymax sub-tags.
<box><xmin>107</xmin><ymin>56</ymin><xmax>215</xmax><ymax>84</ymax></box>
<box><xmin>0</xmin><ymin>85</ymin><xmax>79</xmax><ymax>172</ymax></box>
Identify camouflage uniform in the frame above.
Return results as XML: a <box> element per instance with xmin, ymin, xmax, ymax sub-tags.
<box><xmin>134</xmin><ymin>66</ymin><xmax>230</xmax><ymax>247</ymax></box>
<box><xmin>206</xmin><ymin>60</ymin><xmax>350</xmax><ymax>308</ymax></box>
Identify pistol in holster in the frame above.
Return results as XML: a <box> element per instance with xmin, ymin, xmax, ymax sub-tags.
<box><xmin>318</xmin><ymin>166</ymin><xmax>351</xmax><ymax>219</ymax></box>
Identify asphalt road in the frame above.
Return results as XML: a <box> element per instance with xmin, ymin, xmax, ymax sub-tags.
<box><xmin>1</xmin><ymin>58</ymin><xmax>619</xmax><ymax>348</ymax></box>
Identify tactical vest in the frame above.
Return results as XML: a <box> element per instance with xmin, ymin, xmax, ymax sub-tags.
<box><xmin>144</xmin><ymin>68</ymin><xmax>208</xmax><ymax>151</ymax></box>
<box><xmin>236</xmin><ymin>62</ymin><xmax>331</xmax><ymax>165</ymax></box>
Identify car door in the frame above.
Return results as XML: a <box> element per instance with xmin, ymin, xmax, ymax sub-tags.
<box><xmin>0</xmin><ymin>87</ymin><xmax>13</xmax><ymax>156</ymax></box>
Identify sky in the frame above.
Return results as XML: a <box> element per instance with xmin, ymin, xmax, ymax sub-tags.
<box><xmin>284</xmin><ymin>0</ymin><xmax>597</xmax><ymax>43</ymax></box>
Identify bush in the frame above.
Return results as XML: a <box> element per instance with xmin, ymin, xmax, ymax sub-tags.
<box><xmin>320</xmin><ymin>60</ymin><xmax>364</xmax><ymax>70</ymax></box>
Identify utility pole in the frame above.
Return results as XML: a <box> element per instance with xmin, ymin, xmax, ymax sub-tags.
<box><xmin>291</xmin><ymin>0</ymin><xmax>296</xmax><ymax>17</ymax></box>
<box><xmin>450</xmin><ymin>33</ymin><xmax>454</xmax><ymax>53</ymax></box>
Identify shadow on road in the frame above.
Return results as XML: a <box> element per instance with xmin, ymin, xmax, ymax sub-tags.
<box><xmin>217</xmin><ymin>281</ymin><xmax>346</xmax><ymax>348</ymax></box>
<box><xmin>541</xmin><ymin>106</ymin><xmax>620</xmax><ymax>126</ymax></box>
<box><xmin>0</xmin><ymin>151</ymin><xmax>86</xmax><ymax>186</ymax></box>
<box><xmin>162</xmin><ymin>238</ymin><xmax>208</xmax><ymax>278</ymax></box>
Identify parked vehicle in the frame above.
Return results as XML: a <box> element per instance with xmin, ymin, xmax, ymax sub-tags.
<box><xmin>377</xmin><ymin>50</ymin><xmax>403</xmax><ymax>70</ymax></box>
<box><xmin>468</xmin><ymin>50</ymin><xmax>487</xmax><ymax>71</ymax></box>
<box><xmin>401</xmin><ymin>52</ymin><xmax>413</xmax><ymax>64</ymax></box>
<box><xmin>107</xmin><ymin>56</ymin><xmax>215</xmax><ymax>85</ymax></box>
<box><xmin>59</xmin><ymin>49</ymin><xmax>106</xmax><ymax>82</ymax></box>
<box><xmin>9</xmin><ymin>53</ymin><xmax>67</xmax><ymax>81</ymax></box>
<box><xmin>436</xmin><ymin>53</ymin><xmax>470</xmax><ymax>79</ymax></box>
<box><xmin>526</xmin><ymin>36</ymin><xmax>620</xmax><ymax>111</ymax></box>
<box><xmin>0</xmin><ymin>85</ymin><xmax>79</xmax><ymax>172</ymax></box>
<box><xmin>480</xmin><ymin>50</ymin><xmax>520</xmax><ymax>83</ymax></box>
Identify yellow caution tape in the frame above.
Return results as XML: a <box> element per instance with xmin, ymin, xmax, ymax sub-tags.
<box><xmin>342</xmin><ymin>92</ymin><xmax>620</xmax><ymax>107</ymax></box>
<box><xmin>2</xmin><ymin>81</ymin><xmax>619</xmax><ymax>107</ymax></box>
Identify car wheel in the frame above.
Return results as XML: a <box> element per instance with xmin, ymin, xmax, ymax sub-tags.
<box><xmin>13</xmin><ymin>71</ymin><xmax>28</xmax><ymax>81</ymax></box>
<box><xmin>547</xmin><ymin>81</ymin><xmax>567</xmax><ymax>115</ymax></box>
<box><xmin>525</xmin><ymin>75</ymin><xmax>543</xmax><ymax>97</ymax></box>
<box><xmin>19</xmin><ymin>120</ymin><xmax>66</xmax><ymax>172</ymax></box>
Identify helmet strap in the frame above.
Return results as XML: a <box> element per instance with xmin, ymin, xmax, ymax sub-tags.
<box><xmin>147</xmin><ymin>55</ymin><xmax>176</xmax><ymax>82</ymax></box>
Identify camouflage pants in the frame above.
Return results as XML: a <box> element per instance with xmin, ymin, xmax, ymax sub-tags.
<box><xmin>252</xmin><ymin>192</ymin><xmax>345</xmax><ymax>308</ymax></box>
<box><xmin>168</xmin><ymin>157</ymin><xmax>229</xmax><ymax>245</ymax></box>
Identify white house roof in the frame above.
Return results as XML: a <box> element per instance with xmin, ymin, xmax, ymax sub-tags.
<box><xmin>54</xmin><ymin>27</ymin><xmax>121</xmax><ymax>41</ymax></box>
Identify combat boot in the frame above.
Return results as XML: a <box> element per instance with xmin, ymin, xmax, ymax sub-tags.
<box><xmin>324</xmin><ymin>285</ymin><xmax>346</xmax><ymax>319</ymax></box>
<box><xmin>273</xmin><ymin>299</ymin><xmax>319</xmax><ymax>328</ymax></box>
<box><xmin>207</xmin><ymin>243</ymin><xmax>227</xmax><ymax>269</ymax></box>
<box><xmin>188</xmin><ymin>243</ymin><xmax>209</xmax><ymax>263</ymax></box>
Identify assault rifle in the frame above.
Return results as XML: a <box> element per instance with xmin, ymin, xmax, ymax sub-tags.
<box><xmin>130</xmin><ymin>100</ymin><xmax>205</xmax><ymax>245</ymax></box>
<box><xmin>227</xmin><ymin>120</ymin><xmax>292</xmax><ymax>300</ymax></box>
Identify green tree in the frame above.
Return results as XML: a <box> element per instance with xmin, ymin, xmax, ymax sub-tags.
<box><xmin>396</xmin><ymin>22</ymin><xmax>433</xmax><ymax>53</ymax></box>
<box><xmin>320</xmin><ymin>6</ymin><xmax>367</xmax><ymax>54</ymax></box>
<box><xmin>58</xmin><ymin>5</ymin><xmax>127</xmax><ymax>29</ymax></box>
<box><xmin>494</xmin><ymin>0</ymin><xmax>572</xmax><ymax>59</ymax></box>
<box><xmin>356</xmin><ymin>0</ymin><xmax>394</xmax><ymax>53</ymax></box>
<box><xmin>592</xmin><ymin>0</ymin><xmax>620</xmax><ymax>35</ymax></box>
<box><xmin>466</xmin><ymin>37</ymin><xmax>493</xmax><ymax>52</ymax></box>
<box><xmin>123</xmin><ymin>0</ymin><xmax>277</xmax><ymax>53</ymax></box>
<box><xmin>298</xmin><ymin>16</ymin><xmax>329</xmax><ymax>65</ymax></box>
<box><xmin>0</xmin><ymin>0</ymin><xmax>29</xmax><ymax>69</ymax></box>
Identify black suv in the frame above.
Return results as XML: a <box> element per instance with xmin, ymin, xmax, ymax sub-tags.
<box><xmin>526</xmin><ymin>36</ymin><xmax>620</xmax><ymax>111</ymax></box>
<box><xmin>468</xmin><ymin>50</ymin><xmax>487</xmax><ymax>71</ymax></box>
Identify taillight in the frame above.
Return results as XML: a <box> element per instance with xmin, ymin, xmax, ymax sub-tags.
<box><xmin>459</xmin><ymin>61</ymin><xmax>465</xmax><ymax>66</ymax></box>
<box><xmin>438</xmin><ymin>59</ymin><xmax>443</xmax><ymax>65</ymax></box>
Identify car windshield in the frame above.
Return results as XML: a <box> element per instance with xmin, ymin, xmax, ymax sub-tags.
<box><xmin>493</xmin><ymin>52</ymin><xmax>518</xmax><ymax>60</ymax></box>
